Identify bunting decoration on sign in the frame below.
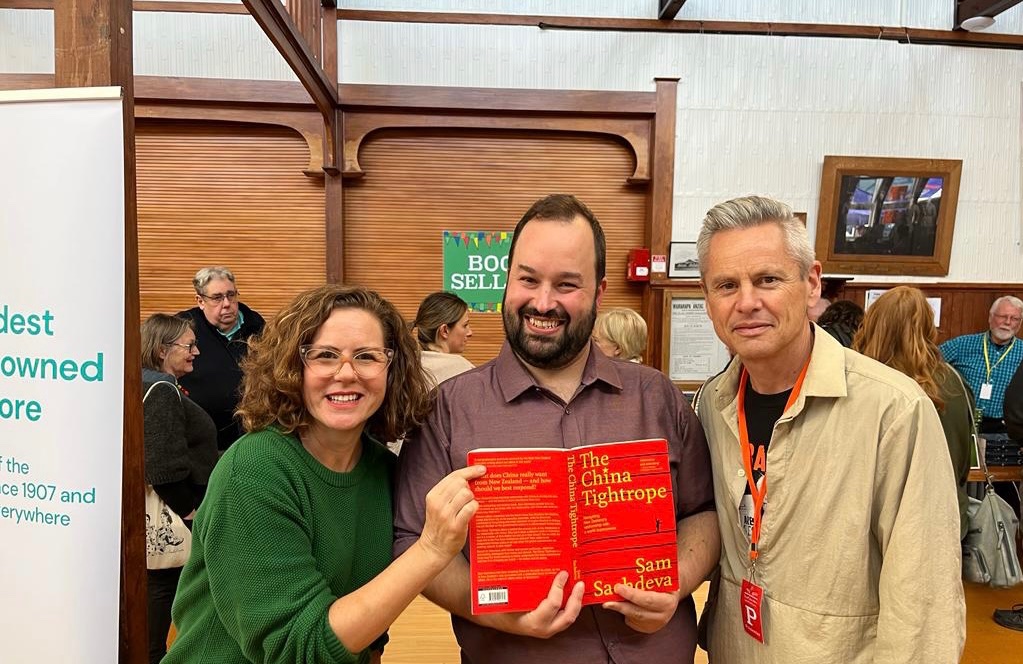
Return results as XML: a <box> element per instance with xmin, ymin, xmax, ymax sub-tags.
<box><xmin>442</xmin><ymin>230</ymin><xmax>514</xmax><ymax>312</ymax></box>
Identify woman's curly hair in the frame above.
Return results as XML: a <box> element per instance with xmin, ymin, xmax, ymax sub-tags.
<box><xmin>237</xmin><ymin>284</ymin><xmax>433</xmax><ymax>441</ymax></box>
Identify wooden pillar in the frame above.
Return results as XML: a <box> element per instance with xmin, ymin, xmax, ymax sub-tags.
<box><xmin>54</xmin><ymin>2</ymin><xmax>146</xmax><ymax>662</ymax></box>
<box><xmin>646</xmin><ymin>77</ymin><xmax>679</xmax><ymax>370</ymax></box>
<box><xmin>326</xmin><ymin>107</ymin><xmax>345</xmax><ymax>282</ymax></box>
<box><xmin>323</xmin><ymin>2</ymin><xmax>344</xmax><ymax>282</ymax></box>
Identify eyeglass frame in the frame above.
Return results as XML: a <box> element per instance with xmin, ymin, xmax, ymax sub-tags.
<box><xmin>198</xmin><ymin>290</ymin><xmax>240</xmax><ymax>305</ymax></box>
<box><xmin>991</xmin><ymin>313</ymin><xmax>1023</xmax><ymax>325</ymax></box>
<box><xmin>165</xmin><ymin>341</ymin><xmax>199</xmax><ymax>353</ymax></box>
<box><xmin>298</xmin><ymin>345</ymin><xmax>395</xmax><ymax>378</ymax></box>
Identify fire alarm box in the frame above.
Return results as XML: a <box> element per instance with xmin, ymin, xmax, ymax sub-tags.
<box><xmin>627</xmin><ymin>248</ymin><xmax>651</xmax><ymax>281</ymax></box>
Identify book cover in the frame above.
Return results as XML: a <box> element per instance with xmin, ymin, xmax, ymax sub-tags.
<box><xmin>467</xmin><ymin>439</ymin><xmax>679</xmax><ymax>614</ymax></box>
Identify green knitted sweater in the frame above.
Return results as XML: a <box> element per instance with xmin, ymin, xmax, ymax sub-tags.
<box><xmin>163</xmin><ymin>427</ymin><xmax>396</xmax><ymax>664</ymax></box>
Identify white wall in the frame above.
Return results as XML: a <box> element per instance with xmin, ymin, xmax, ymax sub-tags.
<box><xmin>2</xmin><ymin>1</ymin><xmax>1021</xmax><ymax>282</ymax></box>
<box><xmin>338</xmin><ymin>20</ymin><xmax>1023</xmax><ymax>282</ymax></box>
<box><xmin>0</xmin><ymin>9</ymin><xmax>296</xmax><ymax>80</ymax></box>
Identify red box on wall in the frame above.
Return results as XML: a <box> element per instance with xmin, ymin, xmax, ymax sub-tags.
<box><xmin>627</xmin><ymin>248</ymin><xmax>651</xmax><ymax>281</ymax></box>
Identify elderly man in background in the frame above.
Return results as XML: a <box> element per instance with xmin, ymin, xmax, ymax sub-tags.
<box><xmin>940</xmin><ymin>295</ymin><xmax>1023</xmax><ymax>434</ymax></box>
<box><xmin>695</xmin><ymin>196</ymin><xmax>964</xmax><ymax>662</ymax></box>
<box><xmin>177</xmin><ymin>266</ymin><xmax>265</xmax><ymax>451</ymax></box>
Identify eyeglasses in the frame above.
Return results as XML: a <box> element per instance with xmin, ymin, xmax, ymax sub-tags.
<box><xmin>166</xmin><ymin>342</ymin><xmax>199</xmax><ymax>353</ymax></box>
<box><xmin>299</xmin><ymin>346</ymin><xmax>394</xmax><ymax>379</ymax></box>
<box><xmin>199</xmin><ymin>290</ymin><xmax>239</xmax><ymax>304</ymax></box>
<box><xmin>992</xmin><ymin>314</ymin><xmax>1022</xmax><ymax>324</ymax></box>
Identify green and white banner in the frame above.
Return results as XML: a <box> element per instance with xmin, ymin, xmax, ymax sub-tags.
<box><xmin>0</xmin><ymin>87</ymin><xmax>126</xmax><ymax>663</ymax></box>
<box><xmin>443</xmin><ymin>231</ymin><xmax>513</xmax><ymax>312</ymax></box>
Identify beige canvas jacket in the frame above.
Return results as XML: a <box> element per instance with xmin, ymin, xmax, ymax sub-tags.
<box><xmin>699</xmin><ymin>327</ymin><xmax>965</xmax><ymax>663</ymax></box>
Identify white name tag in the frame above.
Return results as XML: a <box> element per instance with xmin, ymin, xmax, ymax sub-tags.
<box><xmin>980</xmin><ymin>383</ymin><xmax>993</xmax><ymax>400</ymax></box>
<box><xmin>738</xmin><ymin>494</ymin><xmax>755</xmax><ymax>542</ymax></box>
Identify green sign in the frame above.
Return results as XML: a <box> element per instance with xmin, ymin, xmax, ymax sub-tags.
<box><xmin>443</xmin><ymin>230</ymin><xmax>513</xmax><ymax>312</ymax></box>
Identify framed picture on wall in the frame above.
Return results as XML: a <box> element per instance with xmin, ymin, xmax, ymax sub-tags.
<box><xmin>661</xmin><ymin>286</ymin><xmax>732</xmax><ymax>391</ymax></box>
<box><xmin>815</xmin><ymin>155</ymin><xmax>962</xmax><ymax>276</ymax></box>
<box><xmin>667</xmin><ymin>242</ymin><xmax>700</xmax><ymax>279</ymax></box>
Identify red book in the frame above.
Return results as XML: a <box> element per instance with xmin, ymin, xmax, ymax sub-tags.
<box><xmin>467</xmin><ymin>438</ymin><xmax>679</xmax><ymax>614</ymax></box>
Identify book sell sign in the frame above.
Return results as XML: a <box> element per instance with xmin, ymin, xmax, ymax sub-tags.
<box><xmin>467</xmin><ymin>439</ymin><xmax>679</xmax><ymax>614</ymax></box>
<box><xmin>0</xmin><ymin>88</ymin><xmax>126</xmax><ymax>662</ymax></box>
<box><xmin>442</xmin><ymin>230</ymin><xmax>512</xmax><ymax>312</ymax></box>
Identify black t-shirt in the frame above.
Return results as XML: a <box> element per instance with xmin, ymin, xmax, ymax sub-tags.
<box><xmin>742</xmin><ymin>381</ymin><xmax>791</xmax><ymax>497</ymax></box>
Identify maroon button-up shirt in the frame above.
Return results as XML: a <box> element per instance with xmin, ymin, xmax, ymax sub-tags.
<box><xmin>394</xmin><ymin>342</ymin><xmax>714</xmax><ymax>664</ymax></box>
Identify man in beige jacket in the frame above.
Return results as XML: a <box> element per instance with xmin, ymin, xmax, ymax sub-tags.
<box><xmin>695</xmin><ymin>196</ymin><xmax>965</xmax><ymax>662</ymax></box>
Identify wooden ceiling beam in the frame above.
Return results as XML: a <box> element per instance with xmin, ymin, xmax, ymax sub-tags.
<box><xmin>956</xmin><ymin>0</ymin><xmax>1023</xmax><ymax>27</ymax></box>
<box><xmin>658</xmin><ymin>0</ymin><xmax>686</xmax><ymax>21</ymax></box>
<box><xmin>241</xmin><ymin>0</ymin><xmax>340</xmax><ymax>172</ymax></box>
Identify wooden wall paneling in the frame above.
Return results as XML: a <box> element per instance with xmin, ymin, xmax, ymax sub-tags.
<box><xmin>135</xmin><ymin>103</ymin><xmax>325</xmax><ymax>174</ymax></box>
<box><xmin>339</xmin><ymin>84</ymin><xmax>656</xmax><ymax>114</ymax></box>
<box><xmin>839</xmin><ymin>282</ymin><xmax>1022</xmax><ymax>344</ymax></box>
<box><xmin>342</xmin><ymin>112</ymin><xmax>653</xmax><ymax>183</ymax></box>
<box><xmin>135</xmin><ymin>120</ymin><xmax>326</xmax><ymax>321</ymax></box>
<box><xmin>342</xmin><ymin>128</ymin><xmax>648</xmax><ymax>367</ymax></box>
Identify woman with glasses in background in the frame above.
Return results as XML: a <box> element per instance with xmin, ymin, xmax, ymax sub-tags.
<box><xmin>140</xmin><ymin>313</ymin><xmax>219</xmax><ymax>663</ymax></box>
<box><xmin>164</xmin><ymin>284</ymin><xmax>484</xmax><ymax>664</ymax></box>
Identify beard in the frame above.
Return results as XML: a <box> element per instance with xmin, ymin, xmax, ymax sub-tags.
<box><xmin>991</xmin><ymin>327</ymin><xmax>1016</xmax><ymax>344</ymax></box>
<box><xmin>503</xmin><ymin>299</ymin><xmax>597</xmax><ymax>370</ymax></box>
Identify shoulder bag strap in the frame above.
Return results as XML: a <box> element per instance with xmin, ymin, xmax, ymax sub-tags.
<box><xmin>949</xmin><ymin>366</ymin><xmax>993</xmax><ymax>490</ymax></box>
<box><xmin>143</xmin><ymin>380</ymin><xmax>181</xmax><ymax>404</ymax></box>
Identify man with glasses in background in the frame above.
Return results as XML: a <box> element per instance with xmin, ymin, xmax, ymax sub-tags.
<box><xmin>941</xmin><ymin>295</ymin><xmax>1023</xmax><ymax>435</ymax></box>
<box><xmin>177</xmin><ymin>266</ymin><xmax>265</xmax><ymax>451</ymax></box>
<box><xmin>941</xmin><ymin>295</ymin><xmax>1023</xmax><ymax>515</ymax></box>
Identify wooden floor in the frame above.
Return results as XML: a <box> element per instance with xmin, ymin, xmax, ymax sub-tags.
<box><xmin>385</xmin><ymin>583</ymin><xmax>711</xmax><ymax>664</ymax></box>
<box><xmin>384</xmin><ymin>582</ymin><xmax>1023</xmax><ymax>663</ymax></box>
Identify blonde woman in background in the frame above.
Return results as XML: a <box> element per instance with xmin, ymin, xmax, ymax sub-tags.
<box><xmin>592</xmin><ymin>307</ymin><xmax>648</xmax><ymax>363</ymax></box>
<box><xmin>412</xmin><ymin>291</ymin><xmax>475</xmax><ymax>386</ymax></box>
<box><xmin>853</xmin><ymin>286</ymin><xmax>974</xmax><ymax>539</ymax></box>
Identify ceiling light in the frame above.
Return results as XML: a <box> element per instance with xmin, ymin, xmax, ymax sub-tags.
<box><xmin>960</xmin><ymin>16</ymin><xmax>996</xmax><ymax>31</ymax></box>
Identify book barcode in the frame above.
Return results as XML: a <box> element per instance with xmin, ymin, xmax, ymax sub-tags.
<box><xmin>477</xmin><ymin>587</ymin><xmax>509</xmax><ymax>606</ymax></box>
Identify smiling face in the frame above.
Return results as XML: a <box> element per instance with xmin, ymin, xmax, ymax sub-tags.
<box><xmin>502</xmin><ymin>216</ymin><xmax>607</xmax><ymax>370</ymax></box>
<box><xmin>301</xmin><ymin>307</ymin><xmax>388</xmax><ymax>442</ymax></box>
<box><xmin>160</xmin><ymin>329</ymin><xmax>198</xmax><ymax>379</ymax></box>
<box><xmin>989</xmin><ymin>301</ymin><xmax>1023</xmax><ymax>344</ymax></box>
<box><xmin>702</xmin><ymin>223</ymin><xmax>821</xmax><ymax>376</ymax></box>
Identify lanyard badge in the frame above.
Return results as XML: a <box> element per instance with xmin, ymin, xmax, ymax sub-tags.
<box><xmin>734</xmin><ymin>357</ymin><xmax>810</xmax><ymax>643</ymax></box>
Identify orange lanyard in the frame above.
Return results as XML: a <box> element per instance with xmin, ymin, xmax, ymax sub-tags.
<box><xmin>736</xmin><ymin>357</ymin><xmax>811</xmax><ymax>563</ymax></box>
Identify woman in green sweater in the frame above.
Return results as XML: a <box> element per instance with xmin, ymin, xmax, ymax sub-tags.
<box><xmin>854</xmin><ymin>286</ymin><xmax>975</xmax><ymax>540</ymax></box>
<box><xmin>164</xmin><ymin>284</ymin><xmax>485</xmax><ymax>664</ymax></box>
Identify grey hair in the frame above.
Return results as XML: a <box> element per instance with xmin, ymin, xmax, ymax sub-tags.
<box><xmin>697</xmin><ymin>196</ymin><xmax>815</xmax><ymax>278</ymax></box>
<box><xmin>140</xmin><ymin>314</ymin><xmax>194</xmax><ymax>371</ymax></box>
<box><xmin>990</xmin><ymin>295</ymin><xmax>1023</xmax><ymax>315</ymax></box>
<box><xmin>192</xmin><ymin>266</ymin><xmax>236</xmax><ymax>295</ymax></box>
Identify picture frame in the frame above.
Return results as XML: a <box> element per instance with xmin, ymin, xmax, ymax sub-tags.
<box><xmin>660</xmin><ymin>286</ymin><xmax>732</xmax><ymax>392</ymax></box>
<box><xmin>815</xmin><ymin>155</ymin><xmax>962</xmax><ymax>276</ymax></box>
<box><xmin>667</xmin><ymin>242</ymin><xmax>700</xmax><ymax>279</ymax></box>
